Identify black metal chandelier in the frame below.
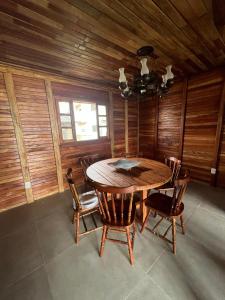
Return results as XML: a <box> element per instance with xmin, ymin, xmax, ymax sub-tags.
<box><xmin>118</xmin><ymin>46</ymin><xmax>174</xmax><ymax>98</ymax></box>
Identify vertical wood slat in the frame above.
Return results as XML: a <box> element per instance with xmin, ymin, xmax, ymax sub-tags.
<box><xmin>211</xmin><ymin>79</ymin><xmax>225</xmax><ymax>185</ymax></box>
<box><xmin>178</xmin><ymin>78</ymin><xmax>188</xmax><ymax>160</ymax></box>
<box><xmin>154</xmin><ymin>96</ymin><xmax>159</xmax><ymax>159</ymax></box>
<box><xmin>45</xmin><ymin>80</ymin><xmax>64</xmax><ymax>192</ymax></box>
<box><xmin>137</xmin><ymin>97</ymin><xmax>140</xmax><ymax>154</ymax></box>
<box><xmin>109</xmin><ymin>91</ymin><xmax>115</xmax><ymax>157</ymax></box>
<box><xmin>4</xmin><ymin>72</ymin><xmax>34</xmax><ymax>203</ymax></box>
<box><xmin>125</xmin><ymin>99</ymin><xmax>128</xmax><ymax>153</ymax></box>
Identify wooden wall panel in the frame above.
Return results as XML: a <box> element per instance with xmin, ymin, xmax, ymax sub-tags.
<box><xmin>52</xmin><ymin>82</ymin><xmax>111</xmax><ymax>187</ymax></box>
<box><xmin>139</xmin><ymin>97</ymin><xmax>157</xmax><ymax>158</ymax></box>
<box><xmin>157</xmin><ymin>82</ymin><xmax>183</xmax><ymax>161</ymax></box>
<box><xmin>128</xmin><ymin>99</ymin><xmax>138</xmax><ymax>154</ymax></box>
<box><xmin>13</xmin><ymin>75</ymin><xmax>58</xmax><ymax>199</ymax></box>
<box><xmin>112</xmin><ymin>93</ymin><xmax>126</xmax><ymax>157</ymax></box>
<box><xmin>0</xmin><ymin>72</ymin><xmax>26</xmax><ymax>210</ymax></box>
<box><xmin>217</xmin><ymin>98</ymin><xmax>225</xmax><ymax>187</ymax></box>
<box><xmin>60</xmin><ymin>142</ymin><xmax>111</xmax><ymax>187</ymax></box>
<box><xmin>139</xmin><ymin>69</ymin><xmax>225</xmax><ymax>187</ymax></box>
<box><xmin>183</xmin><ymin>73</ymin><xmax>224</xmax><ymax>183</ymax></box>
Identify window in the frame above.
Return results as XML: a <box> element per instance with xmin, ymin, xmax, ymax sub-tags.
<box><xmin>58</xmin><ymin>100</ymin><xmax>108</xmax><ymax>142</ymax></box>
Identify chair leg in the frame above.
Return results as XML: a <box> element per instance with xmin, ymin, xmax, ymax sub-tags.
<box><xmin>132</xmin><ymin>222</ymin><xmax>136</xmax><ymax>249</ymax></box>
<box><xmin>72</xmin><ymin>211</ymin><xmax>75</xmax><ymax>224</ymax></box>
<box><xmin>75</xmin><ymin>212</ymin><xmax>80</xmax><ymax>244</ymax></box>
<box><xmin>99</xmin><ymin>225</ymin><xmax>107</xmax><ymax>257</ymax></box>
<box><xmin>126</xmin><ymin>227</ymin><xmax>134</xmax><ymax>265</ymax></box>
<box><xmin>180</xmin><ymin>215</ymin><xmax>185</xmax><ymax>234</ymax></box>
<box><xmin>140</xmin><ymin>209</ymin><xmax>151</xmax><ymax>233</ymax></box>
<box><xmin>172</xmin><ymin>218</ymin><xmax>176</xmax><ymax>254</ymax></box>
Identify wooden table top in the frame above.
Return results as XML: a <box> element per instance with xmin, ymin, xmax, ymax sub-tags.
<box><xmin>86</xmin><ymin>157</ymin><xmax>172</xmax><ymax>191</ymax></box>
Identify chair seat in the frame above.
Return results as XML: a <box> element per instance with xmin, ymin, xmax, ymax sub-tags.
<box><xmin>102</xmin><ymin>199</ymin><xmax>136</xmax><ymax>227</ymax></box>
<box><xmin>145</xmin><ymin>193</ymin><xmax>184</xmax><ymax>217</ymax></box>
<box><xmin>73</xmin><ymin>191</ymin><xmax>98</xmax><ymax>210</ymax></box>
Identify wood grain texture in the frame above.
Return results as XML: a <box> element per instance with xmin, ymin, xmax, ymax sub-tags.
<box><xmin>13</xmin><ymin>74</ymin><xmax>58</xmax><ymax>199</ymax></box>
<box><xmin>139</xmin><ymin>97</ymin><xmax>157</xmax><ymax>158</ymax></box>
<box><xmin>4</xmin><ymin>72</ymin><xmax>34</xmax><ymax>203</ymax></box>
<box><xmin>139</xmin><ymin>69</ymin><xmax>225</xmax><ymax>187</ymax></box>
<box><xmin>45</xmin><ymin>79</ymin><xmax>64</xmax><ymax>192</ymax></box>
<box><xmin>112</xmin><ymin>93</ymin><xmax>126</xmax><ymax>157</ymax></box>
<box><xmin>217</xmin><ymin>82</ymin><xmax>225</xmax><ymax>187</ymax></box>
<box><xmin>108</xmin><ymin>91</ymin><xmax>115</xmax><ymax>157</ymax></box>
<box><xmin>87</xmin><ymin>157</ymin><xmax>172</xmax><ymax>190</ymax></box>
<box><xmin>125</xmin><ymin>99</ymin><xmax>128</xmax><ymax>153</ymax></box>
<box><xmin>0</xmin><ymin>72</ymin><xmax>27</xmax><ymax>210</ymax></box>
<box><xmin>183</xmin><ymin>71</ymin><xmax>224</xmax><ymax>183</ymax></box>
<box><xmin>52</xmin><ymin>81</ymin><xmax>111</xmax><ymax>187</ymax></box>
<box><xmin>0</xmin><ymin>0</ymin><xmax>224</xmax><ymax>85</ymax></box>
<box><xmin>128</xmin><ymin>99</ymin><xmax>138</xmax><ymax>155</ymax></box>
<box><xmin>157</xmin><ymin>82</ymin><xmax>183</xmax><ymax>161</ymax></box>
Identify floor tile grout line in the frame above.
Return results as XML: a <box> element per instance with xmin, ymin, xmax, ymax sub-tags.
<box><xmin>3</xmin><ymin>264</ymin><xmax>44</xmax><ymax>290</ymax></box>
<box><xmin>34</xmin><ymin>219</ymin><xmax>47</xmax><ymax>265</ymax></box>
<box><xmin>2</xmin><ymin>222</ymin><xmax>46</xmax><ymax>291</ymax></box>
<box><xmin>0</xmin><ymin>219</ymin><xmax>37</xmax><ymax>241</ymax></box>
<box><xmin>124</xmin><ymin>249</ymin><xmax>166</xmax><ymax>300</ymax></box>
<box><xmin>146</xmin><ymin>249</ymin><xmax>166</xmax><ymax>274</ymax></box>
<box><xmin>149</xmin><ymin>276</ymin><xmax>173</xmax><ymax>300</ymax></box>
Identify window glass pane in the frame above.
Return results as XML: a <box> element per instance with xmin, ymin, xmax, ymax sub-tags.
<box><xmin>73</xmin><ymin>102</ymin><xmax>98</xmax><ymax>141</ymax></box>
<box><xmin>98</xmin><ymin>116</ymin><xmax>107</xmax><ymax>126</ymax></box>
<box><xmin>99</xmin><ymin>127</ymin><xmax>107</xmax><ymax>137</ymax></box>
<box><xmin>60</xmin><ymin>115</ymin><xmax>72</xmax><ymax>127</ymax></box>
<box><xmin>59</xmin><ymin>101</ymin><xmax>70</xmax><ymax>114</ymax></box>
<box><xmin>98</xmin><ymin>105</ymin><xmax>106</xmax><ymax>115</ymax></box>
<box><xmin>62</xmin><ymin>128</ymin><xmax>73</xmax><ymax>140</ymax></box>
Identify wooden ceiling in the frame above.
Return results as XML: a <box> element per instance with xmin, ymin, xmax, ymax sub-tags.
<box><xmin>0</xmin><ymin>0</ymin><xmax>225</xmax><ymax>86</ymax></box>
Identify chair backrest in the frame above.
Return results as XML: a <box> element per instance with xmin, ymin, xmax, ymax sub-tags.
<box><xmin>79</xmin><ymin>156</ymin><xmax>91</xmax><ymax>181</ymax></box>
<box><xmin>165</xmin><ymin>157</ymin><xmax>181</xmax><ymax>183</ymax></box>
<box><xmin>91</xmin><ymin>182</ymin><xmax>136</xmax><ymax>226</ymax></box>
<box><xmin>66</xmin><ymin>168</ymin><xmax>81</xmax><ymax>210</ymax></box>
<box><xmin>79</xmin><ymin>154</ymin><xmax>106</xmax><ymax>180</ymax></box>
<box><xmin>171</xmin><ymin>169</ymin><xmax>190</xmax><ymax>214</ymax></box>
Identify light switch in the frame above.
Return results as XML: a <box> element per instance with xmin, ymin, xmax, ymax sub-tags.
<box><xmin>211</xmin><ymin>168</ymin><xmax>216</xmax><ymax>175</ymax></box>
<box><xmin>25</xmin><ymin>181</ymin><xmax>31</xmax><ymax>189</ymax></box>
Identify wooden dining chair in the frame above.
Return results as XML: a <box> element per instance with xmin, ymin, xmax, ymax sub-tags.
<box><xmin>156</xmin><ymin>156</ymin><xmax>181</xmax><ymax>194</ymax></box>
<box><xmin>66</xmin><ymin>168</ymin><xmax>101</xmax><ymax>244</ymax></box>
<box><xmin>91</xmin><ymin>182</ymin><xmax>137</xmax><ymax>265</ymax></box>
<box><xmin>141</xmin><ymin>169</ymin><xmax>190</xmax><ymax>254</ymax></box>
<box><xmin>79</xmin><ymin>154</ymin><xmax>107</xmax><ymax>181</ymax></box>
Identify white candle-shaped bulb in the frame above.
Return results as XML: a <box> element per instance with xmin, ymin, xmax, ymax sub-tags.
<box><xmin>165</xmin><ymin>65</ymin><xmax>174</xmax><ymax>80</ymax></box>
<box><xmin>162</xmin><ymin>74</ymin><xmax>168</xmax><ymax>84</ymax></box>
<box><xmin>119</xmin><ymin>68</ymin><xmax>127</xmax><ymax>83</ymax></box>
<box><xmin>140</xmin><ymin>58</ymin><xmax>149</xmax><ymax>76</ymax></box>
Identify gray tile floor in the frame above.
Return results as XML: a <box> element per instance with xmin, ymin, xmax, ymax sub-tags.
<box><xmin>0</xmin><ymin>181</ymin><xmax>225</xmax><ymax>300</ymax></box>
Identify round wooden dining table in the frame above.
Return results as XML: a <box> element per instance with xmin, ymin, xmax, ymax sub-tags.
<box><xmin>86</xmin><ymin>157</ymin><xmax>172</xmax><ymax>222</ymax></box>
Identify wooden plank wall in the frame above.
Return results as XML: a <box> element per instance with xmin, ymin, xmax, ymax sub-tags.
<box><xmin>157</xmin><ymin>82</ymin><xmax>183</xmax><ymax>161</ymax></box>
<box><xmin>112</xmin><ymin>93</ymin><xmax>126</xmax><ymax>157</ymax></box>
<box><xmin>0</xmin><ymin>65</ymin><xmax>140</xmax><ymax>212</ymax></box>
<box><xmin>139</xmin><ymin>97</ymin><xmax>157</xmax><ymax>158</ymax></box>
<box><xmin>218</xmin><ymin>113</ymin><xmax>225</xmax><ymax>187</ymax></box>
<box><xmin>0</xmin><ymin>72</ymin><xmax>26</xmax><ymax>210</ymax></box>
<box><xmin>183</xmin><ymin>71</ymin><xmax>224</xmax><ymax>183</ymax></box>
<box><xmin>13</xmin><ymin>75</ymin><xmax>59</xmax><ymax>200</ymax></box>
<box><xmin>139</xmin><ymin>69</ymin><xmax>225</xmax><ymax>187</ymax></box>
<box><xmin>128</xmin><ymin>99</ymin><xmax>138</xmax><ymax>154</ymax></box>
<box><xmin>51</xmin><ymin>82</ymin><xmax>111</xmax><ymax>187</ymax></box>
